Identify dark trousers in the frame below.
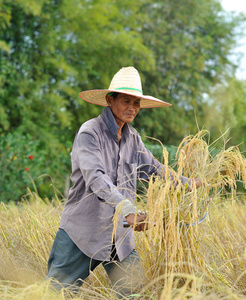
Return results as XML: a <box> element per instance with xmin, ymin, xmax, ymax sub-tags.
<box><xmin>46</xmin><ymin>229</ymin><xmax>144</xmax><ymax>298</ymax></box>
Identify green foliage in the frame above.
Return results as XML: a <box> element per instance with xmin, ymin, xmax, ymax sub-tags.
<box><xmin>0</xmin><ymin>0</ymin><xmax>155</xmax><ymax>146</ymax></box>
<box><xmin>0</xmin><ymin>0</ymin><xmax>245</xmax><ymax>201</ymax></box>
<box><xmin>133</xmin><ymin>0</ymin><xmax>246</xmax><ymax>144</ymax></box>
<box><xmin>145</xmin><ymin>143</ymin><xmax>177</xmax><ymax>165</ymax></box>
<box><xmin>0</xmin><ymin>130</ymin><xmax>71</xmax><ymax>202</ymax></box>
<box><xmin>1</xmin><ymin>0</ymin><xmax>245</xmax><ymax>143</ymax></box>
<box><xmin>203</xmin><ymin>78</ymin><xmax>246</xmax><ymax>150</ymax></box>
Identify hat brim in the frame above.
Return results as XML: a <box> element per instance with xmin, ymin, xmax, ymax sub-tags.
<box><xmin>79</xmin><ymin>89</ymin><xmax>172</xmax><ymax>108</ymax></box>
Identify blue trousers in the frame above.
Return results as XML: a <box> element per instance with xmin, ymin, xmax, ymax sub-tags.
<box><xmin>46</xmin><ymin>229</ymin><xmax>144</xmax><ymax>298</ymax></box>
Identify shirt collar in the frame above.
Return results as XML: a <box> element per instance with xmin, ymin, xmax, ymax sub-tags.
<box><xmin>101</xmin><ymin>106</ymin><xmax>137</xmax><ymax>139</ymax></box>
<box><xmin>101</xmin><ymin>106</ymin><xmax>120</xmax><ymax>139</ymax></box>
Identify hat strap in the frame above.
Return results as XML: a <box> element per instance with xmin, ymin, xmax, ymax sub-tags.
<box><xmin>114</xmin><ymin>87</ymin><xmax>143</xmax><ymax>94</ymax></box>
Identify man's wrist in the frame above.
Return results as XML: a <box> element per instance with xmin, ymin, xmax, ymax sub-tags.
<box><xmin>115</xmin><ymin>199</ymin><xmax>137</xmax><ymax>218</ymax></box>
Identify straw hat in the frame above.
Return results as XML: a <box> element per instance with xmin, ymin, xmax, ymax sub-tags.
<box><xmin>79</xmin><ymin>67</ymin><xmax>172</xmax><ymax>108</ymax></box>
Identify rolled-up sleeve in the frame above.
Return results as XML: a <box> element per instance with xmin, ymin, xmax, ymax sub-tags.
<box><xmin>75</xmin><ymin>132</ymin><xmax>125</xmax><ymax>207</ymax></box>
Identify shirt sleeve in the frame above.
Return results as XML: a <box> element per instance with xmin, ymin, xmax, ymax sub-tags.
<box><xmin>75</xmin><ymin>132</ymin><xmax>126</xmax><ymax>207</ymax></box>
<box><xmin>136</xmin><ymin>136</ymin><xmax>190</xmax><ymax>188</ymax></box>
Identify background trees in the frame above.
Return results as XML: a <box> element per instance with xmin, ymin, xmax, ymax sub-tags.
<box><xmin>133</xmin><ymin>0</ymin><xmax>246</xmax><ymax>144</ymax></box>
<box><xmin>202</xmin><ymin>78</ymin><xmax>246</xmax><ymax>149</ymax></box>
<box><xmin>0</xmin><ymin>0</ymin><xmax>245</xmax><ymax>201</ymax></box>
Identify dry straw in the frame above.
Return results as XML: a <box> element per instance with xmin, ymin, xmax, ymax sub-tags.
<box><xmin>117</xmin><ymin>130</ymin><xmax>246</xmax><ymax>294</ymax></box>
<box><xmin>1</xmin><ymin>130</ymin><xmax>246</xmax><ymax>299</ymax></box>
<box><xmin>145</xmin><ymin>129</ymin><xmax>246</xmax><ymax>238</ymax></box>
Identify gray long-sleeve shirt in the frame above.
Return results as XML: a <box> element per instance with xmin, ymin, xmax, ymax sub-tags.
<box><xmin>60</xmin><ymin>106</ymin><xmax>189</xmax><ymax>261</ymax></box>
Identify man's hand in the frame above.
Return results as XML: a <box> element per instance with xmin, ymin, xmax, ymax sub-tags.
<box><xmin>125</xmin><ymin>213</ymin><xmax>148</xmax><ymax>232</ymax></box>
<box><xmin>193</xmin><ymin>178</ymin><xmax>203</xmax><ymax>188</ymax></box>
<box><xmin>188</xmin><ymin>178</ymin><xmax>208</xmax><ymax>190</ymax></box>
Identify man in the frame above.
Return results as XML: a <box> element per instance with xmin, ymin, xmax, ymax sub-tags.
<box><xmin>46</xmin><ymin>67</ymin><xmax>201</xmax><ymax>298</ymax></box>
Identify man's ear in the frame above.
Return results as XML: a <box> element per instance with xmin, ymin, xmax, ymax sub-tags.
<box><xmin>106</xmin><ymin>94</ymin><xmax>113</xmax><ymax>107</ymax></box>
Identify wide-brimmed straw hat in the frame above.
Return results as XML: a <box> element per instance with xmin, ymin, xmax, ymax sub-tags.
<box><xmin>79</xmin><ymin>67</ymin><xmax>172</xmax><ymax>108</ymax></box>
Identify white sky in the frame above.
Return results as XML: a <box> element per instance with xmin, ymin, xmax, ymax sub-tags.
<box><xmin>221</xmin><ymin>0</ymin><xmax>246</xmax><ymax>79</ymax></box>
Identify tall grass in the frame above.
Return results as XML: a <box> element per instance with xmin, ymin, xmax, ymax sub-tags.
<box><xmin>1</xmin><ymin>131</ymin><xmax>246</xmax><ymax>299</ymax></box>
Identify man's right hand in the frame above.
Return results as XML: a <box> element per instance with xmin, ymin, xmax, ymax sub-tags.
<box><xmin>125</xmin><ymin>213</ymin><xmax>148</xmax><ymax>232</ymax></box>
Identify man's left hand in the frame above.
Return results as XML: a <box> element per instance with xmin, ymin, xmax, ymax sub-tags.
<box><xmin>125</xmin><ymin>213</ymin><xmax>148</xmax><ymax>232</ymax></box>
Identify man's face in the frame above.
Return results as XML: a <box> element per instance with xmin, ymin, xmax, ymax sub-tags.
<box><xmin>106</xmin><ymin>93</ymin><xmax>141</xmax><ymax>127</ymax></box>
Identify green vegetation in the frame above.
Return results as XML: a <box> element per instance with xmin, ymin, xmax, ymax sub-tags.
<box><xmin>0</xmin><ymin>129</ymin><xmax>71</xmax><ymax>202</ymax></box>
<box><xmin>0</xmin><ymin>0</ymin><xmax>246</xmax><ymax>201</ymax></box>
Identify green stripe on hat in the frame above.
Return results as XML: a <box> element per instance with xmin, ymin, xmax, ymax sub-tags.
<box><xmin>115</xmin><ymin>87</ymin><xmax>143</xmax><ymax>93</ymax></box>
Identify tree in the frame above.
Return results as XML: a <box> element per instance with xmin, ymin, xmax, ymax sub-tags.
<box><xmin>0</xmin><ymin>0</ymin><xmax>154</xmax><ymax>200</ymax></box>
<box><xmin>133</xmin><ymin>0</ymin><xmax>246</xmax><ymax>145</ymax></box>
<box><xmin>202</xmin><ymin>78</ymin><xmax>246</xmax><ymax>150</ymax></box>
<box><xmin>0</xmin><ymin>0</ymin><xmax>154</xmax><ymax>143</ymax></box>
<box><xmin>0</xmin><ymin>0</ymin><xmax>245</xmax><ymax>201</ymax></box>
<box><xmin>1</xmin><ymin>0</ymin><xmax>245</xmax><ymax>145</ymax></box>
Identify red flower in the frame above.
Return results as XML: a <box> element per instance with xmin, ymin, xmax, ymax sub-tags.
<box><xmin>28</xmin><ymin>155</ymin><xmax>34</xmax><ymax>160</ymax></box>
<box><xmin>25</xmin><ymin>167</ymin><xmax>29</xmax><ymax>171</ymax></box>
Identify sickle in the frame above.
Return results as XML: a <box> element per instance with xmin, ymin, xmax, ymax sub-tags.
<box><xmin>123</xmin><ymin>212</ymin><xmax>208</xmax><ymax>228</ymax></box>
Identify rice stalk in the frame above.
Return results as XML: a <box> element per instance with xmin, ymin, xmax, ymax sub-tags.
<box><xmin>134</xmin><ymin>130</ymin><xmax>246</xmax><ymax>297</ymax></box>
<box><xmin>1</xmin><ymin>130</ymin><xmax>246</xmax><ymax>299</ymax></box>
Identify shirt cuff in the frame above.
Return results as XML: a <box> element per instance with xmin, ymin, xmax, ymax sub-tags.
<box><xmin>181</xmin><ymin>176</ymin><xmax>192</xmax><ymax>189</ymax></box>
<box><xmin>115</xmin><ymin>199</ymin><xmax>137</xmax><ymax>217</ymax></box>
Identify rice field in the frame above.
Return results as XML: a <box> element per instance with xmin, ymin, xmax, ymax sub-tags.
<box><xmin>1</xmin><ymin>131</ymin><xmax>246</xmax><ymax>299</ymax></box>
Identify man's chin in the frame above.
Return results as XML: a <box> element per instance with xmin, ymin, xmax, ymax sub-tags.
<box><xmin>124</xmin><ymin>116</ymin><xmax>135</xmax><ymax>123</ymax></box>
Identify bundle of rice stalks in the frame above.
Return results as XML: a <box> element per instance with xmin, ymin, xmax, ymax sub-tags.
<box><xmin>176</xmin><ymin>130</ymin><xmax>246</xmax><ymax>196</ymax></box>
<box><xmin>143</xmin><ymin>175</ymin><xmax>206</xmax><ymax>279</ymax></box>
<box><xmin>136</xmin><ymin>130</ymin><xmax>246</xmax><ymax>291</ymax></box>
<box><xmin>146</xmin><ymin>131</ymin><xmax>212</xmax><ymax>233</ymax></box>
<box><xmin>154</xmin><ymin>130</ymin><xmax>246</xmax><ymax>228</ymax></box>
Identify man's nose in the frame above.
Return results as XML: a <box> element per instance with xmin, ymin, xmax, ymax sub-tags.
<box><xmin>128</xmin><ymin>103</ymin><xmax>135</xmax><ymax>109</ymax></box>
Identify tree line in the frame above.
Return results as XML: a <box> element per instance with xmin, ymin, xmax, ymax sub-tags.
<box><xmin>0</xmin><ymin>0</ymin><xmax>246</xmax><ymax>202</ymax></box>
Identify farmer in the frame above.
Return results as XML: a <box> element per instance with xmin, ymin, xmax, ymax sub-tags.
<box><xmin>46</xmin><ymin>67</ymin><xmax>201</xmax><ymax>298</ymax></box>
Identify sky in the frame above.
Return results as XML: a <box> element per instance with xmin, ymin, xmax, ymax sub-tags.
<box><xmin>221</xmin><ymin>0</ymin><xmax>246</xmax><ymax>79</ymax></box>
